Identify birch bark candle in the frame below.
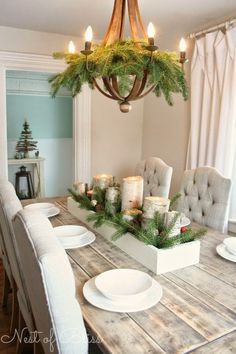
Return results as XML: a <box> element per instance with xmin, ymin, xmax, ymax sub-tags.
<box><xmin>106</xmin><ymin>187</ymin><xmax>120</xmax><ymax>215</ymax></box>
<box><xmin>143</xmin><ymin>196</ymin><xmax>170</xmax><ymax>219</ymax></box>
<box><xmin>93</xmin><ymin>174</ymin><xmax>113</xmax><ymax>190</ymax></box>
<box><xmin>121</xmin><ymin>176</ymin><xmax>143</xmax><ymax>210</ymax></box>
<box><xmin>73</xmin><ymin>181</ymin><xmax>86</xmax><ymax>194</ymax></box>
<box><xmin>164</xmin><ymin>211</ymin><xmax>181</xmax><ymax>237</ymax></box>
<box><xmin>106</xmin><ymin>187</ymin><xmax>120</xmax><ymax>202</ymax></box>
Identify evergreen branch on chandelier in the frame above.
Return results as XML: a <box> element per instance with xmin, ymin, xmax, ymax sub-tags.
<box><xmin>50</xmin><ymin>40</ymin><xmax>188</xmax><ymax>105</ymax></box>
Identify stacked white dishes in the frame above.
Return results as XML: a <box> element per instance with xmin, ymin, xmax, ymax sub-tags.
<box><xmin>83</xmin><ymin>269</ymin><xmax>163</xmax><ymax>312</ymax></box>
<box><xmin>216</xmin><ymin>237</ymin><xmax>236</xmax><ymax>262</ymax></box>
<box><xmin>54</xmin><ymin>225</ymin><xmax>96</xmax><ymax>249</ymax></box>
<box><xmin>24</xmin><ymin>202</ymin><xmax>60</xmax><ymax>218</ymax></box>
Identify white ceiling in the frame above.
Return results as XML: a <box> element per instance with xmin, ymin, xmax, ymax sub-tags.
<box><xmin>0</xmin><ymin>0</ymin><xmax>236</xmax><ymax>39</ymax></box>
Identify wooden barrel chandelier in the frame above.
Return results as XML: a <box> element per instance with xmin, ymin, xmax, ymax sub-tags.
<box><xmin>90</xmin><ymin>0</ymin><xmax>156</xmax><ymax>112</ymax></box>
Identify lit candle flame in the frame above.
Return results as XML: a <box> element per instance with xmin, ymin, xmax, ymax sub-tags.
<box><xmin>68</xmin><ymin>40</ymin><xmax>75</xmax><ymax>54</ymax></box>
<box><xmin>147</xmin><ymin>22</ymin><xmax>155</xmax><ymax>38</ymax></box>
<box><xmin>85</xmin><ymin>26</ymin><xmax>93</xmax><ymax>42</ymax></box>
<box><xmin>179</xmin><ymin>38</ymin><xmax>187</xmax><ymax>52</ymax></box>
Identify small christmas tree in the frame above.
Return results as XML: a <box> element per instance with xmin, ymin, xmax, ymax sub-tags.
<box><xmin>16</xmin><ymin>120</ymin><xmax>38</xmax><ymax>158</ymax></box>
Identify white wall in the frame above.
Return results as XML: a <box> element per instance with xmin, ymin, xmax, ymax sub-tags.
<box><xmin>0</xmin><ymin>26</ymin><xmax>82</xmax><ymax>55</ymax></box>
<box><xmin>91</xmin><ymin>89</ymin><xmax>144</xmax><ymax>182</ymax></box>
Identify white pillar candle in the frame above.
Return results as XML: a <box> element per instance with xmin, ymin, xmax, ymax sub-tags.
<box><xmin>73</xmin><ymin>181</ymin><xmax>86</xmax><ymax>194</ymax></box>
<box><xmin>121</xmin><ymin>176</ymin><xmax>143</xmax><ymax>210</ymax></box>
<box><xmin>93</xmin><ymin>174</ymin><xmax>113</xmax><ymax>190</ymax></box>
<box><xmin>143</xmin><ymin>196</ymin><xmax>170</xmax><ymax>219</ymax></box>
<box><xmin>164</xmin><ymin>211</ymin><xmax>181</xmax><ymax>237</ymax></box>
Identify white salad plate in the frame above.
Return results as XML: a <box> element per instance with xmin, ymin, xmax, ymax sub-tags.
<box><xmin>216</xmin><ymin>243</ymin><xmax>236</xmax><ymax>262</ymax></box>
<box><xmin>24</xmin><ymin>203</ymin><xmax>60</xmax><ymax>218</ymax></box>
<box><xmin>180</xmin><ymin>217</ymin><xmax>191</xmax><ymax>227</ymax></box>
<box><xmin>83</xmin><ymin>276</ymin><xmax>162</xmax><ymax>313</ymax></box>
<box><xmin>95</xmin><ymin>269</ymin><xmax>153</xmax><ymax>302</ymax></box>
<box><xmin>54</xmin><ymin>225</ymin><xmax>96</xmax><ymax>249</ymax></box>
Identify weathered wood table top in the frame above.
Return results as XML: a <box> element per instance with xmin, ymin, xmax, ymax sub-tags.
<box><xmin>24</xmin><ymin>197</ymin><xmax>236</xmax><ymax>354</ymax></box>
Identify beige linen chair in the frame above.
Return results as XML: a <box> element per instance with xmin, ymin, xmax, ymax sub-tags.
<box><xmin>0</xmin><ymin>179</ymin><xmax>35</xmax><ymax>335</ymax></box>
<box><xmin>135</xmin><ymin>157</ymin><xmax>173</xmax><ymax>198</ymax></box>
<box><xmin>176</xmin><ymin>166</ymin><xmax>231</xmax><ymax>232</ymax></box>
<box><xmin>0</xmin><ymin>206</ymin><xmax>13</xmax><ymax>309</ymax></box>
<box><xmin>13</xmin><ymin>209</ymin><xmax>88</xmax><ymax>354</ymax></box>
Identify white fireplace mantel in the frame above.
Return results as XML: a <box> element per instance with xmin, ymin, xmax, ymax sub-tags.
<box><xmin>0</xmin><ymin>51</ymin><xmax>91</xmax><ymax>184</ymax></box>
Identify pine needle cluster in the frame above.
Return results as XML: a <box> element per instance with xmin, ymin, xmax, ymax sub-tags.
<box><xmin>50</xmin><ymin>40</ymin><xmax>188</xmax><ymax>105</ymax></box>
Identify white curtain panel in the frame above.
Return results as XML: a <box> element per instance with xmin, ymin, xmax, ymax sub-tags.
<box><xmin>187</xmin><ymin>26</ymin><xmax>236</xmax><ymax>218</ymax></box>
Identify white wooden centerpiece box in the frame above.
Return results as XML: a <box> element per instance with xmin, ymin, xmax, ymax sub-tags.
<box><xmin>67</xmin><ymin>197</ymin><xmax>200</xmax><ymax>274</ymax></box>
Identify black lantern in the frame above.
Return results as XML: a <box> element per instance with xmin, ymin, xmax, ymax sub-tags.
<box><xmin>15</xmin><ymin>166</ymin><xmax>35</xmax><ymax>200</ymax></box>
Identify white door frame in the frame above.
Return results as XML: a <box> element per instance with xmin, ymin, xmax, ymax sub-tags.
<box><xmin>0</xmin><ymin>51</ymin><xmax>91</xmax><ymax>184</ymax></box>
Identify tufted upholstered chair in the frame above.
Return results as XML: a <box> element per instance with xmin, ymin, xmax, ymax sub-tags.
<box><xmin>135</xmin><ymin>157</ymin><xmax>173</xmax><ymax>198</ymax></box>
<box><xmin>0</xmin><ymin>179</ymin><xmax>35</xmax><ymax>335</ymax></box>
<box><xmin>176</xmin><ymin>167</ymin><xmax>231</xmax><ymax>232</ymax></box>
<box><xmin>13</xmin><ymin>209</ymin><xmax>88</xmax><ymax>354</ymax></box>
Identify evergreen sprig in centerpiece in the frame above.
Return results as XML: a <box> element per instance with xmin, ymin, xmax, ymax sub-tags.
<box><xmin>50</xmin><ymin>0</ymin><xmax>188</xmax><ymax>112</ymax></box>
<box><xmin>69</xmin><ymin>175</ymin><xmax>206</xmax><ymax>249</ymax></box>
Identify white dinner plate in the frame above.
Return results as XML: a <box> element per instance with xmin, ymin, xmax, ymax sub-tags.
<box><xmin>223</xmin><ymin>237</ymin><xmax>236</xmax><ymax>256</ymax></box>
<box><xmin>181</xmin><ymin>217</ymin><xmax>191</xmax><ymax>227</ymax></box>
<box><xmin>54</xmin><ymin>225</ymin><xmax>96</xmax><ymax>249</ymax></box>
<box><xmin>24</xmin><ymin>203</ymin><xmax>60</xmax><ymax>218</ymax></box>
<box><xmin>83</xmin><ymin>276</ymin><xmax>162</xmax><ymax>313</ymax></box>
<box><xmin>216</xmin><ymin>243</ymin><xmax>236</xmax><ymax>262</ymax></box>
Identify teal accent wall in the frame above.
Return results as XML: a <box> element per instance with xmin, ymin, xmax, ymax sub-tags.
<box><xmin>7</xmin><ymin>95</ymin><xmax>73</xmax><ymax>139</ymax></box>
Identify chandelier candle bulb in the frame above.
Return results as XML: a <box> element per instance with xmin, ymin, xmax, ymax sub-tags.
<box><xmin>147</xmin><ymin>22</ymin><xmax>155</xmax><ymax>45</ymax></box>
<box><xmin>121</xmin><ymin>176</ymin><xmax>143</xmax><ymax>210</ymax></box>
<box><xmin>85</xmin><ymin>25</ymin><xmax>93</xmax><ymax>51</ymax></box>
<box><xmin>143</xmin><ymin>196</ymin><xmax>170</xmax><ymax>219</ymax></box>
<box><xmin>68</xmin><ymin>40</ymin><xmax>76</xmax><ymax>54</ymax></box>
<box><xmin>179</xmin><ymin>38</ymin><xmax>187</xmax><ymax>64</ymax></box>
<box><xmin>93</xmin><ymin>174</ymin><xmax>113</xmax><ymax>190</ymax></box>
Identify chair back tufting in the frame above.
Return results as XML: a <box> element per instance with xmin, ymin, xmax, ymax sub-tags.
<box><xmin>176</xmin><ymin>166</ymin><xmax>231</xmax><ymax>232</ymax></box>
<box><xmin>13</xmin><ymin>209</ymin><xmax>88</xmax><ymax>354</ymax></box>
<box><xmin>135</xmin><ymin>157</ymin><xmax>173</xmax><ymax>198</ymax></box>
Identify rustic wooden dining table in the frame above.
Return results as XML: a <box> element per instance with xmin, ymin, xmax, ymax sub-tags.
<box><xmin>24</xmin><ymin>196</ymin><xmax>236</xmax><ymax>354</ymax></box>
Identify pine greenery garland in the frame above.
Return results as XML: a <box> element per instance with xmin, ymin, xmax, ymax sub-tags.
<box><xmin>50</xmin><ymin>40</ymin><xmax>188</xmax><ymax>105</ymax></box>
<box><xmin>68</xmin><ymin>188</ymin><xmax>206</xmax><ymax>249</ymax></box>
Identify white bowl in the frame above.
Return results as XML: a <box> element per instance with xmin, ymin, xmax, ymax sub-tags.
<box><xmin>223</xmin><ymin>237</ymin><xmax>236</xmax><ymax>255</ymax></box>
<box><xmin>95</xmin><ymin>269</ymin><xmax>153</xmax><ymax>303</ymax></box>
<box><xmin>54</xmin><ymin>225</ymin><xmax>88</xmax><ymax>238</ymax></box>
